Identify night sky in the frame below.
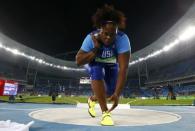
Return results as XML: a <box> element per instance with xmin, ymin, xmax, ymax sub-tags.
<box><xmin>0</xmin><ymin>0</ymin><xmax>194</xmax><ymax>60</ymax></box>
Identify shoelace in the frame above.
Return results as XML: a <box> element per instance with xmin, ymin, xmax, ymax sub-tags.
<box><xmin>102</xmin><ymin>112</ymin><xmax>111</xmax><ymax>119</ymax></box>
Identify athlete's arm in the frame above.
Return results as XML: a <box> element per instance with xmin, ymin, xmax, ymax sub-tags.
<box><xmin>115</xmin><ymin>51</ymin><xmax>130</xmax><ymax>96</ymax></box>
<box><xmin>108</xmin><ymin>51</ymin><xmax>130</xmax><ymax>112</ymax></box>
<box><xmin>76</xmin><ymin>49</ymin><xmax>98</xmax><ymax>66</ymax></box>
<box><xmin>76</xmin><ymin>35</ymin><xmax>101</xmax><ymax>66</ymax></box>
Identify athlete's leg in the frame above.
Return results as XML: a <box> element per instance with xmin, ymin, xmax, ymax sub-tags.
<box><xmin>98</xmin><ymin>64</ymin><xmax>118</xmax><ymax>126</ymax></box>
<box><xmin>91</xmin><ymin>80</ymin><xmax>108</xmax><ymax>112</ymax></box>
<box><xmin>84</xmin><ymin>64</ymin><xmax>98</xmax><ymax>102</ymax></box>
<box><xmin>88</xmin><ymin>63</ymin><xmax>115</xmax><ymax>126</ymax></box>
<box><xmin>90</xmin><ymin>95</ymin><xmax>98</xmax><ymax>101</ymax></box>
<box><xmin>89</xmin><ymin>64</ymin><xmax>108</xmax><ymax>112</ymax></box>
<box><xmin>104</xmin><ymin>64</ymin><xmax>118</xmax><ymax>97</ymax></box>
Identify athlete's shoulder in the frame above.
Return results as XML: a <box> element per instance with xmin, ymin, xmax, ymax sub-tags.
<box><xmin>116</xmin><ymin>31</ymin><xmax>129</xmax><ymax>41</ymax></box>
<box><xmin>117</xmin><ymin>31</ymin><xmax>126</xmax><ymax>37</ymax></box>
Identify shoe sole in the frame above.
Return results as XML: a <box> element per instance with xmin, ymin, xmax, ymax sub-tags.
<box><xmin>101</xmin><ymin>123</ymin><xmax>114</xmax><ymax>126</ymax></box>
<box><xmin>88</xmin><ymin>109</ymin><xmax>95</xmax><ymax>118</ymax></box>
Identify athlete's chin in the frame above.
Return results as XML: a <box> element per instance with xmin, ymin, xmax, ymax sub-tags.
<box><xmin>103</xmin><ymin>41</ymin><xmax>112</xmax><ymax>46</ymax></box>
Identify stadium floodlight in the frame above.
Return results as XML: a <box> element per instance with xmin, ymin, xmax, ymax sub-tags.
<box><xmin>20</xmin><ymin>52</ymin><xmax>26</xmax><ymax>57</ymax></box>
<box><xmin>12</xmin><ymin>49</ymin><xmax>20</xmax><ymax>55</ymax></box>
<box><xmin>163</xmin><ymin>39</ymin><xmax>179</xmax><ymax>52</ymax></box>
<box><xmin>129</xmin><ymin>62</ymin><xmax>133</xmax><ymax>66</ymax></box>
<box><xmin>129</xmin><ymin>26</ymin><xmax>195</xmax><ymax>67</ymax></box>
<box><xmin>35</xmin><ymin>58</ymin><xmax>43</xmax><ymax>64</ymax></box>
<box><xmin>0</xmin><ymin>41</ymin><xmax>85</xmax><ymax>71</ymax></box>
<box><xmin>30</xmin><ymin>56</ymin><xmax>35</xmax><ymax>60</ymax></box>
<box><xmin>0</xmin><ymin>42</ymin><xmax>3</xmax><ymax>48</ymax></box>
<box><xmin>129</xmin><ymin>60</ymin><xmax>138</xmax><ymax>66</ymax></box>
<box><xmin>163</xmin><ymin>45</ymin><xmax>172</xmax><ymax>52</ymax></box>
<box><xmin>179</xmin><ymin>26</ymin><xmax>195</xmax><ymax>41</ymax></box>
<box><xmin>63</xmin><ymin>66</ymin><xmax>68</xmax><ymax>70</ymax></box>
<box><xmin>57</xmin><ymin>65</ymin><xmax>60</xmax><ymax>69</ymax></box>
<box><xmin>45</xmin><ymin>62</ymin><xmax>49</xmax><ymax>66</ymax></box>
<box><xmin>138</xmin><ymin>57</ymin><xmax>145</xmax><ymax>62</ymax></box>
<box><xmin>153</xmin><ymin>50</ymin><xmax>162</xmax><ymax>56</ymax></box>
<box><xmin>5</xmin><ymin>47</ymin><xmax>11</xmax><ymax>52</ymax></box>
<box><xmin>38</xmin><ymin>59</ymin><xmax>43</xmax><ymax>64</ymax></box>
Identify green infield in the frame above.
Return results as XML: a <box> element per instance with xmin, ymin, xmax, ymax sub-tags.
<box><xmin>0</xmin><ymin>95</ymin><xmax>195</xmax><ymax>106</ymax></box>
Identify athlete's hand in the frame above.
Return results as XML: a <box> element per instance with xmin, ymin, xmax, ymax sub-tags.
<box><xmin>108</xmin><ymin>93</ymin><xmax>119</xmax><ymax>112</ymax></box>
<box><xmin>91</xmin><ymin>33</ymin><xmax>101</xmax><ymax>48</ymax></box>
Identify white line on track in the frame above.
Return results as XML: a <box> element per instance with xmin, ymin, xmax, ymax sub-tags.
<box><xmin>0</xmin><ymin>108</ymin><xmax>55</xmax><ymax>111</ymax></box>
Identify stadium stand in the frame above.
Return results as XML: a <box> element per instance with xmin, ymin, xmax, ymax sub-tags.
<box><xmin>0</xmin><ymin>2</ymin><xmax>195</xmax><ymax>98</ymax></box>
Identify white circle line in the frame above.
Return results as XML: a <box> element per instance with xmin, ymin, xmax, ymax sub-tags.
<box><xmin>28</xmin><ymin>108</ymin><xmax>182</xmax><ymax>127</ymax></box>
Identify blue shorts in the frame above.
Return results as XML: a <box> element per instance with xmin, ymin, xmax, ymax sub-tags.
<box><xmin>86</xmin><ymin>63</ymin><xmax>118</xmax><ymax>96</ymax></box>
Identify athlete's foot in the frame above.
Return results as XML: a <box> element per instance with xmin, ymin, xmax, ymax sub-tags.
<box><xmin>87</xmin><ymin>97</ymin><xmax>96</xmax><ymax>117</ymax></box>
<box><xmin>101</xmin><ymin>111</ymin><xmax>114</xmax><ymax>126</ymax></box>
